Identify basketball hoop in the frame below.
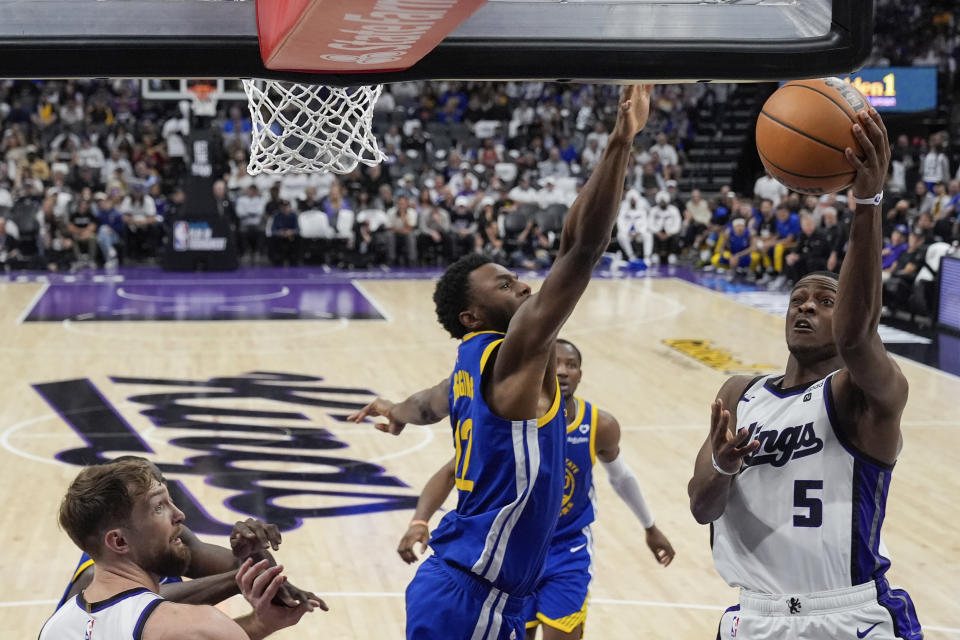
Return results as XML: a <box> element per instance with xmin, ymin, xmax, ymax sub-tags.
<box><xmin>242</xmin><ymin>79</ymin><xmax>385</xmax><ymax>176</ymax></box>
<box><xmin>187</xmin><ymin>83</ymin><xmax>219</xmax><ymax>118</ymax></box>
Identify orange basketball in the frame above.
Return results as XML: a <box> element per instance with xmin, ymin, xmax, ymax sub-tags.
<box><xmin>756</xmin><ymin>78</ymin><xmax>869</xmax><ymax>195</ymax></box>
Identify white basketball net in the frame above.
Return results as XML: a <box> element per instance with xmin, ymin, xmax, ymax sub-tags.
<box><xmin>242</xmin><ymin>79</ymin><xmax>386</xmax><ymax>175</ymax></box>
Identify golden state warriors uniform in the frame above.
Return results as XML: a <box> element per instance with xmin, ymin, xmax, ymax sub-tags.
<box><xmin>406</xmin><ymin>331</ymin><xmax>567</xmax><ymax>640</ymax></box>
<box><xmin>714</xmin><ymin>374</ymin><xmax>922</xmax><ymax>640</ymax></box>
<box><xmin>525</xmin><ymin>397</ymin><xmax>598</xmax><ymax>634</ymax></box>
<box><xmin>56</xmin><ymin>553</ymin><xmax>182</xmax><ymax>610</ymax></box>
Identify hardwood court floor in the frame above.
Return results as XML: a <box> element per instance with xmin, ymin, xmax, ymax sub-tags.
<box><xmin>1</xmin><ymin>273</ymin><xmax>957</xmax><ymax>639</ymax></box>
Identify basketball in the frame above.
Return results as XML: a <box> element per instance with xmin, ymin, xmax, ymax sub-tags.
<box><xmin>756</xmin><ymin>77</ymin><xmax>870</xmax><ymax>195</ymax></box>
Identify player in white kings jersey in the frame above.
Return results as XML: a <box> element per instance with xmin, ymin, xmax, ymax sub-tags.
<box><xmin>688</xmin><ymin>107</ymin><xmax>922</xmax><ymax>640</ymax></box>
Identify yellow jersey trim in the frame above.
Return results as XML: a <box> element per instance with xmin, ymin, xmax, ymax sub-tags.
<box><xmin>566</xmin><ymin>396</ymin><xmax>586</xmax><ymax>434</ymax></box>
<box><xmin>537</xmin><ymin>382</ymin><xmax>562</xmax><ymax>428</ymax></box>
<box><xmin>589</xmin><ymin>403</ymin><xmax>599</xmax><ymax>466</ymax></box>
<box><xmin>479</xmin><ymin>339</ymin><xmax>504</xmax><ymax>374</ymax></box>
<box><xmin>71</xmin><ymin>558</ymin><xmax>95</xmax><ymax>583</ymax></box>
<box><xmin>462</xmin><ymin>330</ymin><xmax>505</xmax><ymax>342</ymax></box>
<box><xmin>525</xmin><ymin>619</ymin><xmax>540</xmax><ymax>629</ymax></box>
<box><xmin>534</xmin><ymin>595</ymin><xmax>589</xmax><ymax>633</ymax></box>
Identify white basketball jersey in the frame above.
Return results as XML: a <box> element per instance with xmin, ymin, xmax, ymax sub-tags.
<box><xmin>712</xmin><ymin>372</ymin><xmax>896</xmax><ymax>594</ymax></box>
<box><xmin>40</xmin><ymin>588</ymin><xmax>164</xmax><ymax>640</ymax></box>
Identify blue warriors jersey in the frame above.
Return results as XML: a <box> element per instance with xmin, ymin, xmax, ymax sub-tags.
<box><xmin>727</xmin><ymin>229</ymin><xmax>752</xmax><ymax>255</ymax></box>
<box><xmin>56</xmin><ymin>553</ymin><xmax>182</xmax><ymax>609</ymax></box>
<box><xmin>775</xmin><ymin>213</ymin><xmax>801</xmax><ymax>240</ymax></box>
<box><xmin>554</xmin><ymin>397</ymin><xmax>597</xmax><ymax>540</ymax></box>
<box><xmin>430</xmin><ymin>331</ymin><xmax>567</xmax><ymax>596</ymax></box>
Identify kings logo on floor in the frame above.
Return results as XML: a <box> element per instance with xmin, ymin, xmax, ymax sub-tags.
<box><xmin>35</xmin><ymin>371</ymin><xmax>418</xmax><ymax>534</ymax></box>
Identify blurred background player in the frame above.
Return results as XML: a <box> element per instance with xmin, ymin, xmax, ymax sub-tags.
<box><xmin>688</xmin><ymin>107</ymin><xmax>922</xmax><ymax>639</ymax></box>
<box><xmin>710</xmin><ymin>217</ymin><xmax>758</xmax><ymax>278</ymax></box>
<box><xmin>391</xmin><ymin>339</ymin><xmax>675</xmax><ymax>640</ymax></box>
<box><xmin>347</xmin><ymin>85</ymin><xmax>654</xmax><ymax>640</ymax></box>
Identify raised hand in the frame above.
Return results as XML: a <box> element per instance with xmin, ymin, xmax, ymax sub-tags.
<box><xmin>236</xmin><ymin>559</ymin><xmax>317</xmax><ymax>634</ymax></box>
<box><xmin>845</xmin><ymin>107</ymin><xmax>890</xmax><ymax>201</ymax></box>
<box><xmin>397</xmin><ymin>523</ymin><xmax>430</xmax><ymax>565</ymax></box>
<box><xmin>710</xmin><ymin>399</ymin><xmax>760</xmax><ymax>475</ymax></box>
<box><xmin>612</xmin><ymin>84</ymin><xmax>655</xmax><ymax>142</ymax></box>
<box><xmin>346</xmin><ymin>397</ymin><xmax>406</xmax><ymax>435</ymax></box>
<box><xmin>230</xmin><ymin>518</ymin><xmax>282</xmax><ymax>560</ymax></box>
<box><xmin>644</xmin><ymin>525</ymin><xmax>676</xmax><ymax>567</ymax></box>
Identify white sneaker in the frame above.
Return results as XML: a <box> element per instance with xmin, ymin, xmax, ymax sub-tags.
<box><xmin>649</xmin><ymin>254</ymin><xmax>660</xmax><ymax>266</ymax></box>
<box><xmin>667</xmin><ymin>253</ymin><xmax>677</xmax><ymax>265</ymax></box>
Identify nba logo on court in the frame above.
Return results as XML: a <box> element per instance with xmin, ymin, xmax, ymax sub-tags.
<box><xmin>84</xmin><ymin>619</ymin><xmax>94</xmax><ymax>640</ymax></box>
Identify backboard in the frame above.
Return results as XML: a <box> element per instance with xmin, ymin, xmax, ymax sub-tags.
<box><xmin>0</xmin><ymin>0</ymin><xmax>875</xmax><ymax>84</ymax></box>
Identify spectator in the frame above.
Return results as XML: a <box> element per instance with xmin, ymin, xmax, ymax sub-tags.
<box><xmin>649</xmin><ymin>191</ymin><xmax>682</xmax><ymax>265</ymax></box>
<box><xmin>822</xmin><ymin>206</ymin><xmax>846</xmax><ymax>272</ymax></box>
<box><xmin>449</xmin><ymin>195</ymin><xmax>477</xmax><ymax>259</ymax></box>
<box><xmin>67</xmin><ymin>197</ymin><xmax>98</xmax><ymax>267</ymax></box>
<box><xmin>881</xmin><ymin>224</ymin><xmax>910</xmax><ymax>276</ymax></box>
<box><xmin>236</xmin><ymin>184</ymin><xmax>266</xmax><ymax>263</ymax></box>
<box><xmin>753</xmin><ymin>171</ymin><xmax>788</xmax><ymax>206</ymax></box>
<box><xmin>650</xmin><ymin>133</ymin><xmax>680</xmax><ymax>180</ymax></box>
<box><xmin>511</xmin><ymin>219</ymin><xmax>551</xmax><ymax>270</ymax></box>
<box><xmin>921</xmin><ymin>134</ymin><xmax>950</xmax><ymax>190</ymax></box>
<box><xmin>476</xmin><ymin>204</ymin><xmax>507</xmax><ymax>265</ymax></box>
<box><xmin>0</xmin><ymin>217</ymin><xmax>22</xmax><ymax>270</ymax></box>
<box><xmin>355</xmin><ymin>205</ymin><xmax>391</xmax><ymax>265</ymax></box>
<box><xmin>537</xmin><ymin>177</ymin><xmax>570</xmax><ymax>207</ymax></box>
<box><xmin>616</xmin><ymin>189</ymin><xmax>652</xmax><ymax>269</ymax></box>
<box><xmin>580</xmin><ymin>137</ymin><xmax>602</xmax><ymax>173</ymax></box>
<box><xmin>96</xmin><ymin>192</ymin><xmax>125</xmax><ymax>268</ymax></box>
<box><xmin>882</xmin><ymin>227</ymin><xmax>928</xmax><ymax>313</ymax></box>
<box><xmin>783</xmin><ymin>212</ymin><xmax>832</xmax><ymax>285</ymax></box>
<box><xmin>120</xmin><ymin>184</ymin><xmax>160</xmax><ymax>260</ymax></box>
<box><xmin>267</xmin><ymin>200</ymin><xmax>301</xmax><ymax>267</ymax></box>
<box><xmin>932</xmin><ymin>180</ymin><xmax>958</xmax><ymax>240</ymax></box>
<box><xmin>161</xmin><ymin>101</ymin><xmax>190</xmax><ymax>182</ymax></box>
<box><xmin>386</xmin><ymin>194</ymin><xmax>418</xmax><ymax>266</ymax></box>
<box><xmin>40</xmin><ymin>195</ymin><xmax>73</xmax><ymax>271</ymax></box>
<box><xmin>417</xmin><ymin>190</ymin><xmax>452</xmax><ymax>265</ymax></box>
<box><xmin>508</xmin><ymin>175</ymin><xmax>539</xmax><ymax>205</ymax></box>
<box><xmin>212</xmin><ymin>180</ymin><xmax>238</xmax><ymax>229</ymax></box>
<box><xmin>538</xmin><ymin>147</ymin><xmax>570</xmax><ymax>180</ymax></box>
<box><xmin>883</xmin><ymin>198</ymin><xmax>912</xmax><ymax>239</ymax></box>
<box><xmin>683</xmin><ymin>188</ymin><xmax>712</xmax><ymax>259</ymax></box>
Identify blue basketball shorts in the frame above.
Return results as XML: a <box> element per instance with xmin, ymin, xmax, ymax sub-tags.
<box><xmin>406</xmin><ymin>555</ymin><xmax>530</xmax><ymax>640</ymax></box>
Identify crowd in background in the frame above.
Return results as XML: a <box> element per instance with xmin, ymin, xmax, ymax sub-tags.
<box><xmin>1</xmin><ymin>1</ymin><xmax>959</xmax><ymax>327</ymax></box>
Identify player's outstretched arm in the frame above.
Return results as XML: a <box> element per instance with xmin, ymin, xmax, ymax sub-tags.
<box><xmin>832</xmin><ymin>108</ymin><xmax>907</xmax><ymax>464</ymax></box>
<box><xmin>595</xmin><ymin>410</ymin><xmax>675</xmax><ymax>566</ymax></box>
<box><xmin>492</xmin><ymin>86</ymin><xmax>653</xmax><ymax>418</ymax></box>
<box><xmin>346</xmin><ymin>376</ymin><xmax>452</xmax><ymax>435</ymax></box>
<box><xmin>158</xmin><ymin>571</ymin><xmax>241</xmax><ymax>606</ymax></box>
<box><xmin>687</xmin><ymin>377</ymin><xmax>761</xmax><ymax>524</ymax></box>
<box><xmin>398</xmin><ymin>457</ymin><xmax>456</xmax><ymax>564</ymax></box>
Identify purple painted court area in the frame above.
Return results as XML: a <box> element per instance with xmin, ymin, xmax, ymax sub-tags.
<box><xmin>24</xmin><ymin>269</ymin><xmax>385</xmax><ymax>322</ymax></box>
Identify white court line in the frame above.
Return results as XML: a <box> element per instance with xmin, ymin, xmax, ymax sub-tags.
<box><xmin>15</xmin><ymin>281</ymin><xmax>50</xmax><ymax>325</ymax></box>
<box><xmin>58</xmin><ymin>316</ymin><xmax>350</xmax><ymax>342</ymax></box>
<box><xmin>117</xmin><ymin>286</ymin><xmax>291</xmax><ymax>303</ymax></box>
<box><xmin>350</xmin><ymin>279</ymin><xmax>393</xmax><ymax>323</ymax></box>
<box><xmin>3</xmin><ymin>593</ymin><xmax>957</xmax><ymax>632</ymax></box>
<box><xmin>368</xmin><ymin>424</ymin><xmax>433</xmax><ymax>463</ymax></box>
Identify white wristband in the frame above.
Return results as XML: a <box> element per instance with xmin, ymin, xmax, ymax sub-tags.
<box><xmin>851</xmin><ymin>191</ymin><xmax>883</xmax><ymax>206</ymax></box>
<box><xmin>712</xmin><ymin>452</ymin><xmax>739</xmax><ymax>476</ymax></box>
